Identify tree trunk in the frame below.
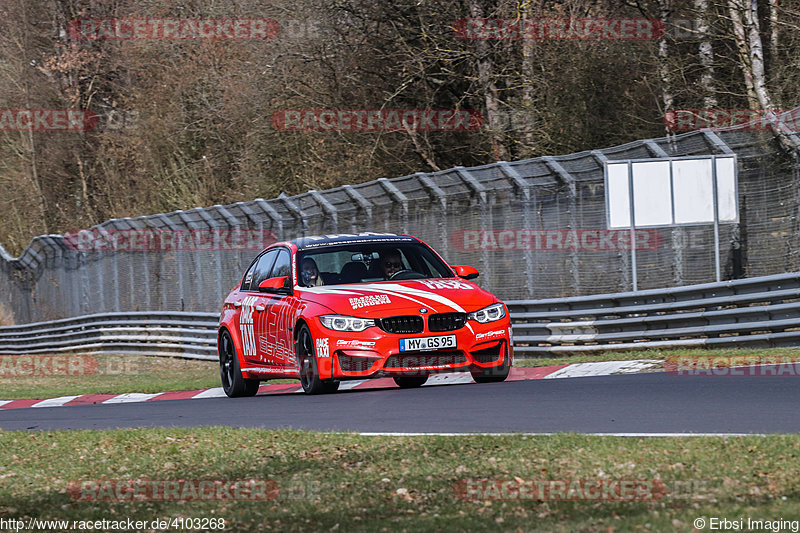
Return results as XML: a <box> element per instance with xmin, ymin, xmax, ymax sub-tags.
<box><xmin>469</xmin><ymin>0</ymin><xmax>508</xmax><ymax>161</ymax></box>
<box><xmin>727</xmin><ymin>0</ymin><xmax>759</xmax><ymax>108</ymax></box>
<box><xmin>694</xmin><ymin>0</ymin><xmax>718</xmax><ymax>108</ymax></box>
<box><xmin>769</xmin><ymin>0</ymin><xmax>779</xmax><ymax>61</ymax></box>
<box><xmin>520</xmin><ymin>0</ymin><xmax>536</xmax><ymax>156</ymax></box>
<box><xmin>657</xmin><ymin>0</ymin><xmax>675</xmax><ymax>136</ymax></box>
<box><xmin>728</xmin><ymin>0</ymin><xmax>798</xmax><ymax>152</ymax></box>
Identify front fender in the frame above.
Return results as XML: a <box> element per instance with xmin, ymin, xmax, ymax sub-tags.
<box><xmin>218</xmin><ymin>307</ymin><xmax>246</xmax><ymax>369</ymax></box>
<box><xmin>297</xmin><ymin>301</ymin><xmax>337</xmax><ymax>380</ymax></box>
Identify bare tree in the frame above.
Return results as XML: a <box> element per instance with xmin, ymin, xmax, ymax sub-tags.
<box><xmin>694</xmin><ymin>0</ymin><xmax>718</xmax><ymax>108</ymax></box>
<box><xmin>468</xmin><ymin>0</ymin><xmax>508</xmax><ymax>160</ymax></box>
<box><xmin>728</xmin><ymin>0</ymin><xmax>797</xmax><ymax>152</ymax></box>
<box><xmin>727</xmin><ymin>0</ymin><xmax>759</xmax><ymax>107</ymax></box>
<box><xmin>769</xmin><ymin>0</ymin><xmax>779</xmax><ymax>60</ymax></box>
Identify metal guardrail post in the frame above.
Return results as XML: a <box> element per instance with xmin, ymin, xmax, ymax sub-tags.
<box><xmin>194</xmin><ymin>207</ymin><xmax>226</xmax><ymax>307</ymax></box>
<box><xmin>309</xmin><ymin>190</ymin><xmax>339</xmax><ymax>233</ymax></box>
<box><xmin>415</xmin><ymin>172</ymin><xmax>448</xmax><ymax>258</ymax></box>
<box><xmin>593</xmin><ymin>150</ymin><xmax>630</xmax><ymax>291</ymax></box>
<box><xmin>711</xmin><ymin>156</ymin><xmax>721</xmax><ymax>282</ymax></box>
<box><xmin>154</xmin><ymin>213</ymin><xmax>185</xmax><ymax>311</ymax></box>
<box><xmin>120</xmin><ymin>218</ymin><xmax>152</xmax><ymax>311</ymax></box>
<box><xmin>213</xmin><ymin>203</ymin><xmax>247</xmax><ymax>284</ymax></box>
<box><xmin>251</xmin><ymin>199</ymin><xmax>285</xmax><ymax>242</ymax></box>
<box><xmin>95</xmin><ymin>225</ymin><xmax>123</xmax><ymax>312</ymax></box>
<box><xmin>377</xmin><ymin>178</ymin><xmax>409</xmax><ymax>234</ymax></box>
<box><xmin>278</xmin><ymin>193</ymin><xmax>309</xmax><ymax>237</ymax></box>
<box><xmin>497</xmin><ymin>162</ymin><xmax>536</xmax><ymax>298</ymax></box>
<box><xmin>342</xmin><ymin>185</ymin><xmax>374</xmax><ymax>232</ymax></box>
<box><xmin>702</xmin><ymin>130</ymin><xmax>735</xmax><ymax>155</ymax></box>
<box><xmin>627</xmin><ymin>160</ymin><xmax>638</xmax><ymax>291</ymax></box>
<box><xmin>644</xmin><ymin>140</ymin><xmax>669</xmax><ymax>158</ymax></box>
<box><xmin>543</xmin><ymin>156</ymin><xmax>580</xmax><ymax>294</ymax></box>
<box><xmin>454</xmin><ymin>167</ymin><xmax>491</xmax><ymax>292</ymax></box>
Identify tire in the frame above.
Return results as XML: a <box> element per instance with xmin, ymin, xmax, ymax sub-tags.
<box><xmin>471</xmin><ymin>345</ymin><xmax>511</xmax><ymax>384</ymax></box>
<box><xmin>296</xmin><ymin>324</ymin><xmax>340</xmax><ymax>394</ymax></box>
<box><xmin>219</xmin><ymin>329</ymin><xmax>260</xmax><ymax>397</ymax></box>
<box><xmin>393</xmin><ymin>375</ymin><xmax>428</xmax><ymax>388</ymax></box>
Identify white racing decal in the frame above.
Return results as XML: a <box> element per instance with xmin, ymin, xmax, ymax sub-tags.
<box><xmin>349</xmin><ymin>294</ymin><xmax>391</xmax><ymax>310</ymax></box>
<box><xmin>336</xmin><ymin>340</ymin><xmax>377</xmax><ymax>348</ymax></box>
<box><xmin>239</xmin><ymin>296</ymin><xmax>258</xmax><ymax>357</ymax></box>
<box><xmin>316</xmin><ymin>338</ymin><xmax>330</xmax><ymax>358</ymax></box>
<box><xmin>241</xmin><ymin>366</ymin><xmax>297</xmax><ymax>374</ymax></box>
<box><xmin>475</xmin><ymin>329</ymin><xmax>505</xmax><ymax>340</ymax></box>
<box><xmin>300</xmin><ymin>282</ymin><xmax>470</xmax><ymax>312</ymax></box>
<box><xmin>419</xmin><ymin>279</ymin><xmax>471</xmax><ymax>290</ymax></box>
<box><xmin>257</xmin><ymin>298</ymin><xmax>301</xmax><ymax>365</ymax></box>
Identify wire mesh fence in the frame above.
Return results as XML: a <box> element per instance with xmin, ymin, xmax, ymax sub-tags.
<box><xmin>0</xmin><ymin>114</ymin><xmax>798</xmax><ymax>324</ymax></box>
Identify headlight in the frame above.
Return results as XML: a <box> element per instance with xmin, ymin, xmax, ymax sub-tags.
<box><xmin>467</xmin><ymin>303</ymin><xmax>506</xmax><ymax>323</ymax></box>
<box><xmin>320</xmin><ymin>315</ymin><xmax>376</xmax><ymax>332</ymax></box>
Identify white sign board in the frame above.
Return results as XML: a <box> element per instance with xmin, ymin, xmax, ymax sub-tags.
<box><xmin>606</xmin><ymin>155</ymin><xmax>737</xmax><ymax>228</ymax></box>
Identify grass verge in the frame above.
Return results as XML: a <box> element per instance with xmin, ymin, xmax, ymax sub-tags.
<box><xmin>0</xmin><ymin>429</ymin><xmax>799</xmax><ymax>532</ymax></box>
<box><xmin>0</xmin><ymin>354</ymin><xmax>220</xmax><ymax>400</ymax></box>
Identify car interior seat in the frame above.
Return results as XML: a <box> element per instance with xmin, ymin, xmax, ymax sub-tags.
<box><xmin>340</xmin><ymin>261</ymin><xmax>368</xmax><ymax>284</ymax></box>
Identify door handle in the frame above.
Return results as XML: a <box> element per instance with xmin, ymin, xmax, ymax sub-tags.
<box><xmin>233</xmin><ymin>301</ymin><xmax>242</xmax><ymax>308</ymax></box>
<box><xmin>255</xmin><ymin>305</ymin><xmax>266</xmax><ymax>312</ymax></box>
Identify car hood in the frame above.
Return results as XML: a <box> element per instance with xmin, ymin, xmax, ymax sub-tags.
<box><xmin>297</xmin><ymin>279</ymin><xmax>497</xmax><ymax>316</ymax></box>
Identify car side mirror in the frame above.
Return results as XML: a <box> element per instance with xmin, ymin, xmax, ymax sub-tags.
<box><xmin>452</xmin><ymin>265</ymin><xmax>479</xmax><ymax>280</ymax></box>
<box><xmin>259</xmin><ymin>276</ymin><xmax>291</xmax><ymax>294</ymax></box>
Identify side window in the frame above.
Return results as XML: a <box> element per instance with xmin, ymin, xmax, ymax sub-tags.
<box><xmin>248</xmin><ymin>250</ymin><xmax>279</xmax><ymax>291</ymax></box>
<box><xmin>241</xmin><ymin>259</ymin><xmax>259</xmax><ymax>291</ymax></box>
<box><xmin>270</xmin><ymin>249</ymin><xmax>292</xmax><ymax>284</ymax></box>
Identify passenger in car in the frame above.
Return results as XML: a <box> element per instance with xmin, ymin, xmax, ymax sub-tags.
<box><xmin>300</xmin><ymin>258</ymin><xmax>324</xmax><ymax>287</ymax></box>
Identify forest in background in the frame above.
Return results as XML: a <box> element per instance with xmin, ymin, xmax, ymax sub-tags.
<box><xmin>0</xmin><ymin>0</ymin><xmax>797</xmax><ymax>255</ymax></box>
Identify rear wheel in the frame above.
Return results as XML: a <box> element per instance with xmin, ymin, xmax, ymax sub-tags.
<box><xmin>393</xmin><ymin>375</ymin><xmax>429</xmax><ymax>388</ymax></box>
<box><xmin>219</xmin><ymin>330</ymin><xmax>260</xmax><ymax>397</ymax></box>
<box><xmin>296</xmin><ymin>324</ymin><xmax>339</xmax><ymax>394</ymax></box>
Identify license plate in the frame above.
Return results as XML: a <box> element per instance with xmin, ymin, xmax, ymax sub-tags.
<box><xmin>399</xmin><ymin>335</ymin><xmax>456</xmax><ymax>352</ymax></box>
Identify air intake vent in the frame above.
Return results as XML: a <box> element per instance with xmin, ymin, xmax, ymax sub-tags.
<box><xmin>428</xmin><ymin>312</ymin><xmax>466</xmax><ymax>332</ymax></box>
<box><xmin>378</xmin><ymin>315</ymin><xmax>424</xmax><ymax>334</ymax></box>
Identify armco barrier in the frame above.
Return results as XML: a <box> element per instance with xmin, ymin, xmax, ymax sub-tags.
<box><xmin>0</xmin><ymin>312</ymin><xmax>219</xmax><ymax>360</ymax></box>
<box><xmin>0</xmin><ymin>272</ymin><xmax>799</xmax><ymax>359</ymax></box>
<box><xmin>508</xmin><ymin>271</ymin><xmax>800</xmax><ymax>355</ymax></box>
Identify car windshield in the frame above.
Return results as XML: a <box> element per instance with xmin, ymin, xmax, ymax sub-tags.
<box><xmin>297</xmin><ymin>242</ymin><xmax>454</xmax><ymax>286</ymax></box>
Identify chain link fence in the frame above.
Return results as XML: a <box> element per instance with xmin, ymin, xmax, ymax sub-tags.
<box><xmin>1</xmin><ymin>112</ymin><xmax>798</xmax><ymax>324</ymax></box>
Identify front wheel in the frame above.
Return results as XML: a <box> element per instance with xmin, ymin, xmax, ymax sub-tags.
<box><xmin>393</xmin><ymin>375</ymin><xmax>428</xmax><ymax>388</ymax></box>
<box><xmin>219</xmin><ymin>330</ymin><xmax>260</xmax><ymax>397</ymax></box>
<box><xmin>296</xmin><ymin>324</ymin><xmax>340</xmax><ymax>395</ymax></box>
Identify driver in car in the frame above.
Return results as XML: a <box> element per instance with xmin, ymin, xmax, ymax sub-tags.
<box><xmin>380</xmin><ymin>249</ymin><xmax>404</xmax><ymax>279</ymax></box>
<box><xmin>300</xmin><ymin>257</ymin><xmax>324</xmax><ymax>287</ymax></box>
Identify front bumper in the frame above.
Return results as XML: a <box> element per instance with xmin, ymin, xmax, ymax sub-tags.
<box><xmin>309</xmin><ymin>318</ymin><xmax>513</xmax><ymax>379</ymax></box>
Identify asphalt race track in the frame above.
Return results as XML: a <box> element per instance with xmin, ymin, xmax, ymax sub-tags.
<box><xmin>2</xmin><ymin>371</ymin><xmax>800</xmax><ymax>433</ymax></box>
